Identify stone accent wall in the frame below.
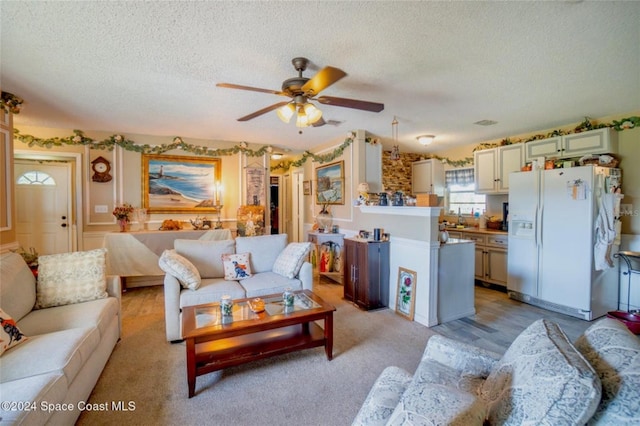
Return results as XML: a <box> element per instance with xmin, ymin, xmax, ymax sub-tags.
<box><xmin>381</xmin><ymin>150</ymin><xmax>424</xmax><ymax>195</ymax></box>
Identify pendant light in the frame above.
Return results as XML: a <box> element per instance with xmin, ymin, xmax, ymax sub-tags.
<box><xmin>390</xmin><ymin>116</ymin><xmax>400</xmax><ymax>161</ymax></box>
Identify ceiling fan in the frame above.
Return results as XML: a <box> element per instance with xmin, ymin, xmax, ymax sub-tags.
<box><xmin>216</xmin><ymin>57</ymin><xmax>384</xmax><ymax>128</ymax></box>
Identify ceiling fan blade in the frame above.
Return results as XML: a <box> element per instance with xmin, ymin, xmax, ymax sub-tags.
<box><xmin>237</xmin><ymin>101</ymin><xmax>290</xmax><ymax>121</ymax></box>
<box><xmin>216</xmin><ymin>83</ymin><xmax>287</xmax><ymax>97</ymax></box>
<box><xmin>317</xmin><ymin>96</ymin><xmax>384</xmax><ymax>112</ymax></box>
<box><xmin>301</xmin><ymin>66</ymin><xmax>347</xmax><ymax>96</ymax></box>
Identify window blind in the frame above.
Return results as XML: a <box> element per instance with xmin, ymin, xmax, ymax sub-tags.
<box><xmin>445</xmin><ymin>168</ymin><xmax>474</xmax><ymax>186</ymax></box>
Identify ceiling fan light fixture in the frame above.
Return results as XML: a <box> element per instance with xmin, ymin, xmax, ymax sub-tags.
<box><xmin>417</xmin><ymin>135</ymin><xmax>435</xmax><ymax>145</ymax></box>
<box><xmin>296</xmin><ymin>105</ymin><xmax>309</xmax><ymax>128</ymax></box>
<box><xmin>303</xmin><ymin>102</ymin><xmax>323</xmax><ymax>124</ymax></box>
<box><xmin>276</xmin><ymin>103</ymin><xmax>295</xmax><ymax>123</ymax></box>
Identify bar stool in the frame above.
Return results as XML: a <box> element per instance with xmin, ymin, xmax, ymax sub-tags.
<box><xmin>614</xmin><ymin>251</ymin><xmax>640</xmax><ymax>313</ymax></box>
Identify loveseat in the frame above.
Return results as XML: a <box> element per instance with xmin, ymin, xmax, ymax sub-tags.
<box><xmin>161</xmin><ymin>233</ymin><xmax>312</xmax><ymax>342</ymax></box>
<box><xmin>353</xmin><ymin>317</ymin><xmax>640</xmax><ymax>425</ymax></box>
<box><xmin>0</xmin><ymin>250</ymin><xmax>121</xmax><ymax>425</ymax></box>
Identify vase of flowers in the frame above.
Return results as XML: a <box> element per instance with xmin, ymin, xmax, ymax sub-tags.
<box><xmin>113</xmin><ymin>203</ymin><xmax>134</xmax><ymax>232</ymax></box>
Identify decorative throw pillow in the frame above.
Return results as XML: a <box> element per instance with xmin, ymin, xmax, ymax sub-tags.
<box><xmin>574</xmin><ymin>317</ymin><xmax>640</xmax><ymax>425</ymax></box>
<box><xmin>272</xmin><ymin>242</ymin><xmax>312</xmax><ymax>279</ymax></box>
<box><xmin>480</xmin><ymin>319</ymin><xmax>601</xmax><ymax>425</ymax></box>
<box><xmin>35</xmin><ymin>248</ymin><xmax>108</xmax><ymax>309</ymax></box>
<box><xmin>222</xmin><ymin>253</ymin><xmax>253</xmax><ymax>280</ymax></box>
<box><xmin>158</xmin><ymin>249</ymin><xmax>201</xmax><ymax>290</ymax></box>
<box><xmin>0</xmin><ymin>308</ymin><xmax>28</xmax><ymax>356</ymax></box>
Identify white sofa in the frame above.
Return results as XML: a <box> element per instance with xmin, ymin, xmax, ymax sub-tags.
<box><xmin>353</xmin><ymin>317</ymin><xmax>640</xmax><ymax>425</ymax></box>
<box><xmin>163</xmin><ymin>233</ymin><xmax>313</xmax><ymax>342</ymax></box>
<box><xmin>0</xmin><ymin>251</ymin><xmax>121</xmax><ymax>426</ymax></box>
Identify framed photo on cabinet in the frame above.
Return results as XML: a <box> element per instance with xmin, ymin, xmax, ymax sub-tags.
<box><xmin>395</xmin><ymin>267</ymin><xmax>417</xmax><ymax>321</ymax></box>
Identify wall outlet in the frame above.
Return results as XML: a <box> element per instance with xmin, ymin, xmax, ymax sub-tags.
<box><xmin>94</xmin><ymin>205</ymin><xmax>109</xmax><ymax>213</ymax></box>
<box><xmin>621</xmin><ymin>204</ymin><xmax>633</xmax><ymax>216</ymax></box>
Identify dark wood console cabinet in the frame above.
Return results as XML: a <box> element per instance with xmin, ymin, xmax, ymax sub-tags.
<box><xmin>343</xmin><ymin>238</ymin><xmax>390</xmax><ymax>310</ymax></box>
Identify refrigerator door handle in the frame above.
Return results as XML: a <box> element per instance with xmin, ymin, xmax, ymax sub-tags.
<box><xmin>536</xmin><ymin>205</ymin><xmax>543</xmax><ymax>248</ymax></box>
<box><xmin>537</xmin><ymin>170</ymin><xmax>543</xmax><ymax>248</ymax></box>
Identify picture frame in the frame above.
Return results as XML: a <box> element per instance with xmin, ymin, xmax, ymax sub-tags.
<box><xmin>142</xmin><ymin>154</ymin><xmax>221</xmax><ymax>214</ymax></box>
<box><xmin>303</xmin><ymin>180</ymin><xmax>312</xmax><ymax>195</ymax></box>
<box><xmin>315</xmin><ymin>161</ymin><xmax>344</xmax><ymax>205</ymax></box>
<box><xmin>396</xmin><ymin>267</ymin><xmax>417</xmax><ymax>321</ymax></box>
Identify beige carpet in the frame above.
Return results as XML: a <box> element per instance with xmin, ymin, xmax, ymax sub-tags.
<box><xmin>77</xmin><ymin>282</ymin><xmax>437</xmax><ymax>425</ymax></box>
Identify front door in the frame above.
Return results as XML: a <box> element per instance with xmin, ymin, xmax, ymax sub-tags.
<box><xmin>14</xmin><ymin>160</ymin><xmax>71</xmax><ymax>255</ymax></box>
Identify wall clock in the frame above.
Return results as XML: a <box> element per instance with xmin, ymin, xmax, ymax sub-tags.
<box><xmin>91</xmin><ymin>156</ymin><xmax>112</xmax><ymax>182</ymax></box>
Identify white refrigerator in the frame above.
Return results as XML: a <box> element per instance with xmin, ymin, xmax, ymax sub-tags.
<box><xmin>507</xmin><ymin>165</ymin><xmax>621</xmax><ymax>320</ymax></box>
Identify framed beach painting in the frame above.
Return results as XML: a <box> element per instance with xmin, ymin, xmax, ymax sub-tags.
<box><xmin>396</xmin><ymin>267</ymin><xmax>417</xmax><ymax>321</ymax></box>
<box><xmin>142</xmin><ymin>154</ymin><xmax>221</xmax><ymax>214</ymax></box>
<box><xmin>315</xmin><ymin>161</ymin><xmax>344</xmax><ymax>205</ymax></box>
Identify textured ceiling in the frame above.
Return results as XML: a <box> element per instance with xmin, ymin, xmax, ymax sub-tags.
<box><xmin>2</xmin><ymin>1</ymin><xmax>639</xmax><ymax>156</ymax></box>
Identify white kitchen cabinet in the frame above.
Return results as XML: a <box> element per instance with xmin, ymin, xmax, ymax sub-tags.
<box><xmin>412</xmin><ymin>159</ymin><xmax>444</xmax><ymax>196</ymax></box>
<box><xmin>524</xmin><ymin>128</ymin><xmax>617</xmax><ymax>162</ymax></box>
<box><xmin>460</xmin><ymin>231</ymin><xmax>508</xmax><ymax>287</ymax></box>
<box><xmin>524</xmin><ymin>136</ymin><xmax>562</xmax><ymax>162</ymax></box>
<box><xmin>474</xmin><ymin>144</ymin><xmax>524</xmax><ymax>194</ymax></box>
<box><xmin>438</xmin><ymin>240</ymin><xmax>475</xmax><ymax>323</ymax></box>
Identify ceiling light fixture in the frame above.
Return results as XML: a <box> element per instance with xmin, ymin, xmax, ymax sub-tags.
<box><xmin>417</xmin><ymin>135</ymin><xmax>435</xmax><ymax>145</ymax></box>
<box><xmin>276</xmin><ymin>103</ymin><xmax>295</xmax><ymax>123</ymax></box>
<box><xmin>276</xmin><ymin>97</ymin><xmax>323</xmax><ymax>128</ymax></box>
<box><xmin>271</xmin><ymin>153</ymin><xmax>284</xmax><ymax>160</ymax></box>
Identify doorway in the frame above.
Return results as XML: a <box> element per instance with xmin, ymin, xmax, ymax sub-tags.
<box><xmin>13</xmin><ymin>149</ymin><xmax>84</xmax><ymax>254</ymax></box>
<box><xmin>270</xmin><ymin>176</ymin><xmax>279</xmax><ymax>234</ymax></box>
<box><xmin>14</xmin><ymin>159</ymin><xmax>72</xmax><ymax>254</ymax></box>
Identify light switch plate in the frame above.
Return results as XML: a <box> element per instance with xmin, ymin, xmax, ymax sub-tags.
<box><xmin>95</xmin><ymin>205</ymin><xmax>109</xmax><ymax>213</ymax></box>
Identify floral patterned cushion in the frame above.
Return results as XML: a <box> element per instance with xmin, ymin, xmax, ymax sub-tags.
<box><xmin>35</xmin><ymin>248</ymin><xmax>108</xmax><ymax>309</ymax></box>
<box><xmin>272</xmin><ymin>242</ymin><xmax>312</xmax><ymax>279</ymax></box>
<box><xmin>159</xmin><ymin>249</ymin><xmax>201</xmax><ymax>290</ymax></box>
<box><xmin>481</xmin><ymin>319</ymin><xmax>601</xmax><ymax>425</ymax></box>
<box><xmin>387</xmin><ymin>368</ymin><xmax>486</xmax><ymax>425</ymax></box>
<box><xmin>0</xmin><ymin>308</ymin><xmax>28</xmax><ymax>356</ymax></box>
<box><xmin>221</xmin><ymin>253</ymin><xmax>253</xmax><ymax>280</ymax></box>
<box><xmin>574</xmin><ymin>317</ymin><xmax>640</xmax><ymax>425</ymax></box>
<box><xmin>351</xmin><ymin>366</ymin><xmax>412</xmax><ymax>426</ymax></box>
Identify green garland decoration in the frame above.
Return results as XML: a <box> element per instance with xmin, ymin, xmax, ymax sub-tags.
<box><xmin>13</xmin><ymin>128</ymin><xmax>371</xmax><ymax>171</ymax></box>
<box><xmin>433</xmin><ymin>155</ymin><xmax>475</xmax><ymax>168</ymax></box>
<box><xmin>473</xmin><ymin>116</ymin><xmax>640</xmax><ymax>152</ymax></box>
<box><xmin>1</xmin><ymin>92</ymin><xmax>24</xmax><ymax>114</ymax></box>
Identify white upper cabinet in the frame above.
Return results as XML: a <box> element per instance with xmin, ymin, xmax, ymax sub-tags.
<box><xmin>562</xmin><ymin>127</ymin><xmax>618</xmax><ymax>157</ymax></box>
<box><xmin>412</xmin><ymin>159</ymin><xmax>444</xmax><ymax>196</ymax></box>
<box><xmin>474</xmin><ymin>149</ymin><xmax>498</xmax><ymax>193</ymax></box>
<box><xmin>524</xmin><ymin>137</ymin><xmax>562</xmax><ymax>161</ymax></box>
<box><xmin>474</xmin><ymin>144</ymin><xmax>524</xmax><ymax>194</ymax></box>
<box><xmin>524</xmin><ymin>128</ymin><xmax>617</xmax><ymax>162</ymax></box>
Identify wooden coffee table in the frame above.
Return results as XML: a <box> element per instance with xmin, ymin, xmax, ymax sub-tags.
<box><xmin>181</xmin><ymin>289</ymin><xmax>336</xmax><ymax>397</ymax></box>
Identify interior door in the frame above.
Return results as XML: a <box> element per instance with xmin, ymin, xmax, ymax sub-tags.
<box><xmin>291</xmin><ymin>171</ymin><xmax>304</xmax><ymax>242</ymax></box>
<box><xmin>14</xmin><ymin>160</ymin><xmax>71</xmax><ymax>254</ymax></box>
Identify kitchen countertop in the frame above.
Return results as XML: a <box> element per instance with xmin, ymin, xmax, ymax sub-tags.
<box><xmin>441</xmin><ymin>237</ymin><xmax>475</xmax><ymax>245</ymax></box>
<box><xmin>444</xmin><ymin>227</ymin><xmax>507</xmax><ymax>235</ymax></box>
